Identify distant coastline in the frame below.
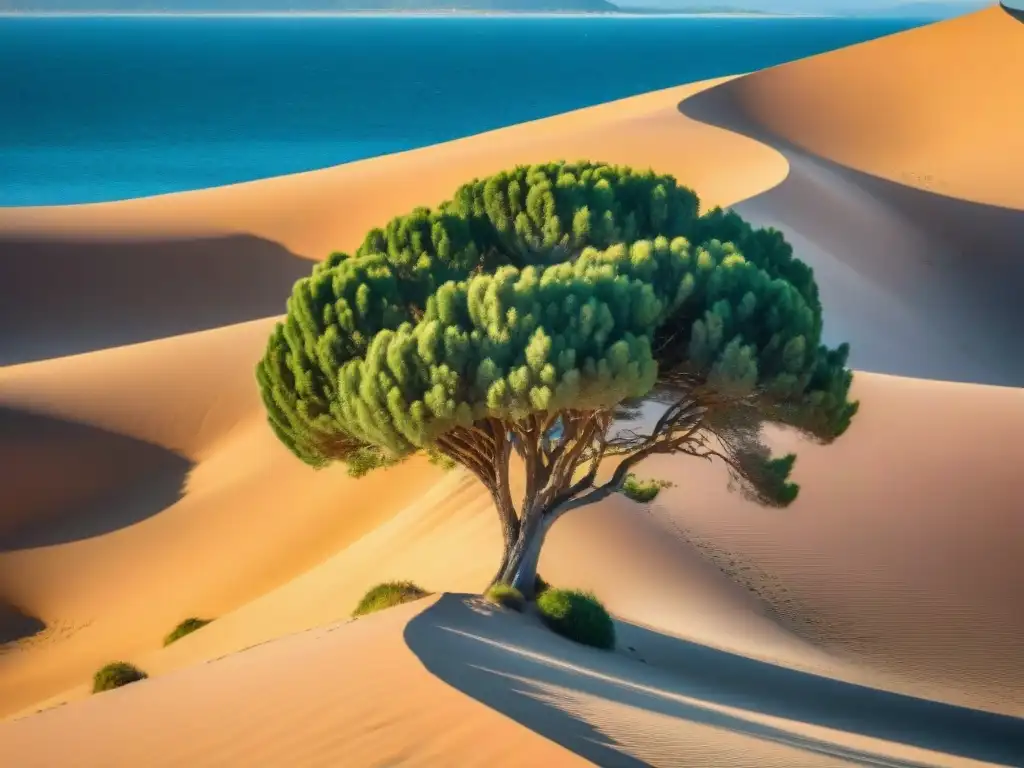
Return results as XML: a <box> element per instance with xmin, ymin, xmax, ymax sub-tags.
<box><xmin>0</xmin><ymin>10</ymin><xmax>821</xmax><ymax>17</ymax></box>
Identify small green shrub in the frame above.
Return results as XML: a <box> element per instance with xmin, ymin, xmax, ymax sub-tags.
<box><xmin>163</xmin><ymin>617</ymin><xmax>213</xmax><ymax>647</ymax></box>
<box><xmin>485</xmin><ymin>583</ymin><xmax>526</xmax><ymax>612</ymax></box>
<box><xmin>536</xmin><ymin>588</ymin><xmax>616</xmax><ymax>650</ymax></box>
<box><xmin>352</xmin><ymin>581</ymin><xmax>429</xmax><ymax>618</ymax></box>
<box><xmin>535</xmin><ymin>573</ymin><xmax>551</xmax><ymax>596</ymax></box>
<box><xmin>92</xmin><ymin>661</ymin><xmax>148</xmax><ymax>693</ymax></box>
<box><xmin>620</xmin><ymin>474</ymin><xmax>674</xmax><ymax>504</ymax></box>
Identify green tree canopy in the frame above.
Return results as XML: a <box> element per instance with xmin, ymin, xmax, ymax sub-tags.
<box><xmin>257</xmin><ymin>161</ymin><xmax>857</xmax><ymax>595</ymax></box>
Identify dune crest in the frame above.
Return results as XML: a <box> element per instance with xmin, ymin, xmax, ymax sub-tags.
<box><xmin>718</xmin><ymin>6</ymin><xmax>1024</xmax><ymax>208</ymax></box>
<box><xmin>2</xmin><ymin>6</ymin><xmax>1023</xmax><ymax>767</ymax></box>
<box><xmin>682</xmin><ymin>5</ymin><xmax>1024</xmax><ymax>387</ymax></box>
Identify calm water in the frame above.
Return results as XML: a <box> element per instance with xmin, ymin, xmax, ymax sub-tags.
<box><xmin>0</xmin><ymin>15</ymin><xmax>924</xmax><ymax>207</ymax></box>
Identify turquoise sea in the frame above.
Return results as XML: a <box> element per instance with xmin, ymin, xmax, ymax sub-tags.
<box><xmin>0</xmin><ymin>15</ymin><xmax>925</xmax><ymax>207</ymax></box>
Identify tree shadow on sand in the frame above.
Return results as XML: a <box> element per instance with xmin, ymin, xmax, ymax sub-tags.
<box><xmin>1001</xmin><ymin>3</ymin><xmax>1024</xmax><ymax>23</ymax></box>
<box><xmin>405</xmin><ymin>595</ymin><xmax>1024</xmax><ymax>767</ymax></box>
<box><xmin>0</xmin><ymin>407</ymin><xmax>191</xmax><ymax>551</ymax></box>
<box><xmin>0</xmin><ymin>233</ymin><xmax>312</xmax><ymax>365</ymax></box>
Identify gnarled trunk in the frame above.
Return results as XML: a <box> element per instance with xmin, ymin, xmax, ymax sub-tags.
<box><xmin>445</xmin><ymin>405</ymin><xmax>695</xmax><ymax>604</ymax></box>
<box><xmin>486</xmin><ymin>491</ymin><xmax>520</xmax><ymax>589</ymax></box>
<box><xmin>508</xmin><ymin>517</ymin><xmax>549</xmax><ymax>600</ymax></box>
<box><xmin>499</xmin><ymin>508</ymin><xmax>552</xmax><ymax>600</ymax></box>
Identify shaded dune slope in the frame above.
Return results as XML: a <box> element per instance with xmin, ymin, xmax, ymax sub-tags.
<box><xmin>0</xmin><ymin>407</ymin><xmax>189</xmax><ymax>550</ymax></box>
<box><xmin>1</xmin><ymin>7</ymin><xmax>1023</xmax><ymax>766</ymax></box>
<box><xmin>0</xmin><ymin>234</ymin><xmax>312</xmax><ymax>364</ymax></box>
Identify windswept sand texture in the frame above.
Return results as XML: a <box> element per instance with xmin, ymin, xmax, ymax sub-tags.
<box><xmin>1</xmin><ymin>6</ymin><xmax>1023</xmax><ymax>767</ymax></box>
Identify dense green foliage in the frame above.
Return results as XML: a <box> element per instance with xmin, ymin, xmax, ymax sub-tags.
<box><xmin>484</xmin><ymin>583</ymin><xmax>526</xmax><ymax>611</ymax></box>
<box><xmin>536</xmin><ymin>588</ymin><xmax>616</xmax><ymax>649</ymax></box>
<box><xmin>351</xmin><ymin>581</ymin><xmax>430</xmax><ymax>617</ymax></box>
<box><xmin>258</xmin><ymin>160</ymin><xmax>858</xmax><ymax>596</ymax></box>
<box><xmin>620</xmin><ymin>473</ymin><xmax>673</xmax><ymax>503</ymax></box>
<box><xmin>163</xmin><ymin>617</ymin><xmax>213</xmax><ymax>647</ymax></box>
<box><xmin>259</xmin><ymin>161</ymin><xmax>854</xmax><ymax>482</ymax></box>
<box><xmin>92</xmin><ymin>661</ymin><xmax>148</xmax><ymax>693</ymax></box>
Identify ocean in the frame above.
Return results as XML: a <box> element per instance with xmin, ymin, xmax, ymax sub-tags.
<box><xmin>0</xmin><ymin>15</ymin><xmax>925</xmax><ymax>207</ymax></box>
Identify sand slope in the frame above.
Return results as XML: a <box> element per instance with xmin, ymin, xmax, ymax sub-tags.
<box><xmin>2</xmin><ymin>6</ymin><xmax>1023</xmax><ymax>767</ymax></box>
<box><xmin>2</xmin><ymin>594</ymin><xmax>1021</xmax><ymax>767</ymax></box>
<box><xmin>0</xmin><ymin>599</ymin><xmax>592</xmax><ymax>768</ymax></box>
<box><xmin>717</xmin><ymin>5</ymin><xmax>1024</xmax><ymax>208</ymax></box>
<box><xmin>682</xmin><ymin>5</ymin><xmax>1024</xmax><ymax>386</ymax></box>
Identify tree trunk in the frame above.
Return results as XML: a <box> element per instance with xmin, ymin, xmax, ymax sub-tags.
<box><xmin>487</xmin><ymin>544</ymin><xmax>513</xmax><ymax>590</ymax></box>
<box><xmin>486</xmin><ymin>481</ymin><xmax>519</xmax><ymax>589</ymax></box>
<box><xmin>509</xmin><ymin>517</ymin><xmax>549</xmax><ymax>600</ymax></box>
<box><xmin>499</xmin><ymin>511</ymin><xmax>550</xmax><ymax>600</ymax></box>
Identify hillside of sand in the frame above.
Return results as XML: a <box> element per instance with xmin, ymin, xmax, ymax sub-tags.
<box><xmin>1</xmin><ymin>5</ymin><xmax>1022</xmax><ymax>767</ymax></box>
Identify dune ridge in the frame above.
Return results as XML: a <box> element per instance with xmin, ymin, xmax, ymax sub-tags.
<box><xmin>1</xmin><ymin>6</ymin><xmax>1023</xmax><ymax>766</ymax></box>
<box><xmin>680</xmin><ymin>5</ymin><xmax>1024</xmax><ymax>387</ymax></box>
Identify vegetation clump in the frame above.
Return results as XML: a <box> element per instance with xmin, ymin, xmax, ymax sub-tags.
<box><xmin>536</xmin><ymin>588</ymin><xmax>616</xmax><ymax>650</ymax></box>
<box><xmin>257</xmin><ymin>160</ymin><xmax>858</xmax><ymax>601</ymax></box>
<box><xmin>163</xmin><ymin>617</ymin><xmax>213</xmax><ymax>647</ymax></box>
<box><xmin>92</xmin><ymin>661</ymin><xmax>148</xmax><ymax>693</ymax></box>
<box><xmin>485</xmin><ymin>583</ymin><xmax>526</xmax><ymax>611</ymax></box>
<box><xmin>620</xmin><ymin>473</ymin><xmax>673</xmax><ymax>503</ymax></box>
<box><xmin>352</xmin><ymin>581</ymin><xmax>430</xmax><ymax>617</ymax></box>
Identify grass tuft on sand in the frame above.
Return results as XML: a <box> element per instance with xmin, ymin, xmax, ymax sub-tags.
<box><xmin>484</xmin><ymin>583</ymin><xmax>526</xmax><ymax>612</ymax></box>
<box><xmin>163</xmin><ymin>617</ymin><xmax>213</xmax><ymax>647</ymax></box>
<box><xmin>92</xmin><ymin>662</ymin><xmax>148</xmax><ymax>693</ymax></box>
<box><xmin>537</xmin><ymin>588</ymin><xmax>616</xmax><ymax>650</ymax></box>
<box><xmin>352</xmin><ymin>581</ymin><xmax>430</xmax><ymax>618</ymax></box>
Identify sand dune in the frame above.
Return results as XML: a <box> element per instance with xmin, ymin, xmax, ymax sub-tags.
<box><xmin>2</xmin><ymin>5</ymin><xmax>1023</xmax><ymax>767</ymax></box>
<box><xmin>681</xmin><ymin>5</ymin><xmax>1024</xmax><ymax>386</ymax></box>
<box><xmin>0</xmin><ymin>599</ymin><xmax>591</xmax><ymax>768</ymax></box>
<box><xmin>3</xmin><ymin>593</ymin><xmax>1021</xmax><ymax>767</ymax></box>
<box><xmin>716</xmin><ymin>5</ymin><xmax>1024</xmax><ymax>209</ymax></box>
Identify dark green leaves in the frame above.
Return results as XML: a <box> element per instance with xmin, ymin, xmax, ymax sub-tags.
<box><xmin>257</xmin><ymin>161</ymin><xmax>856</xmax><ymax>487</ymax></box>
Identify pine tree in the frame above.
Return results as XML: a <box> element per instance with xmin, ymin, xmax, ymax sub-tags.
<box><xmin>257</xmin><ymin>161</ymin><xmax>858</xmax><ymax>597</ymax></box>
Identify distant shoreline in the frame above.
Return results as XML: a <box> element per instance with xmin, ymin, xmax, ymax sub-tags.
<box><xmin>0</xmin><ymin>11</ymin><xmax>833</xmax><ymax>19</ymax></box>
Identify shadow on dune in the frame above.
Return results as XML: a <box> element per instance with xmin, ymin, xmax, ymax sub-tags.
<box><xmin>0</xmin><ymin>407</ymin><xmax>191</xmax><ymax>550</ymax></box>
<box><xmin>0</xmin><ymin>233</ymin><xmax>311</xmax><ymax>365</ymax></box>
<box><xmin>678</xmin><ymin>82</ymin><xmax>1024</xmax><ymax>388</ymax></box>
<box><xmin>0</xmin><ymin>605</ymin><xmax>45</xmax><ymax>646</ymax></box>
<box><xmin>1001</xmin><ymin>2</ymin><xmax>1024</xmax><ymax>22</ymax></box>
<box><xmin>406</xmin><ymin>595</ymin><xmax>1024</xmax><ymax>767</ymax></box>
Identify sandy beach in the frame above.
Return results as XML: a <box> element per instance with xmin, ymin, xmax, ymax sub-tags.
<box><xmin>0</xmin><ymin>5</ymin><xmax>1022</xmax><ymax>767</ymax></box>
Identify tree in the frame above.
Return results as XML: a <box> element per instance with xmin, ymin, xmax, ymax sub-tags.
<box><xmin>257</xmin><ymin>161</ymin><xmax>858</xmax><ymax>599</ymax></box>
